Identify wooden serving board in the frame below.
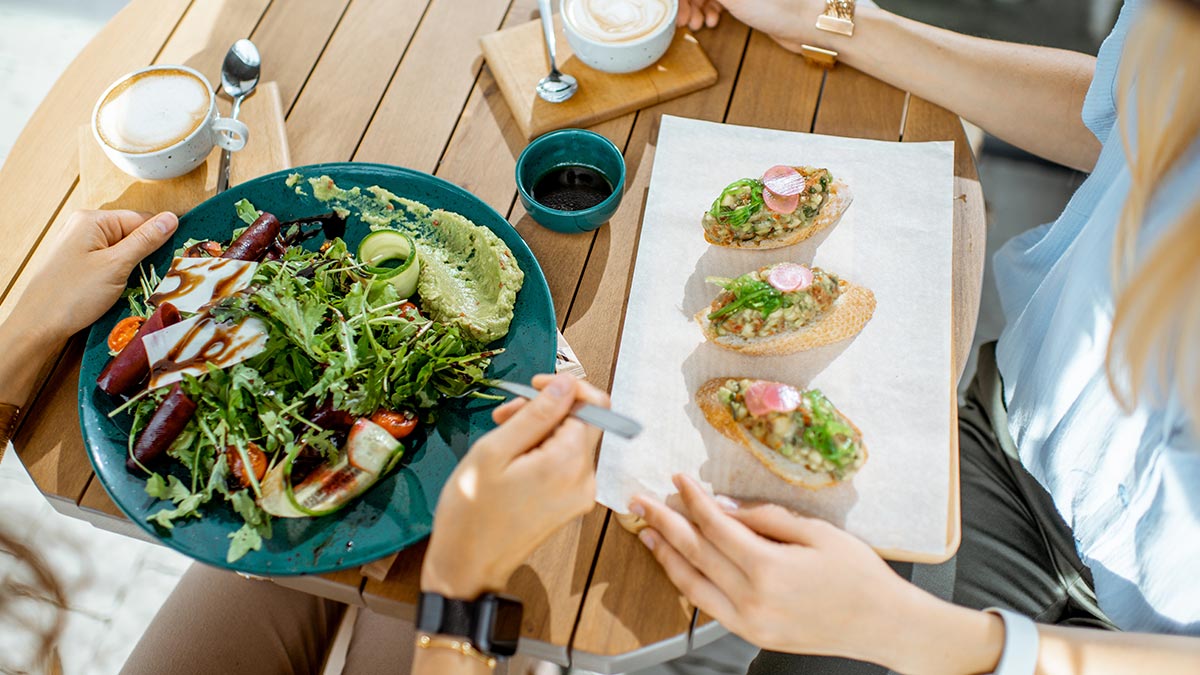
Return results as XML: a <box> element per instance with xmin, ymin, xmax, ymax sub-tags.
<box><xmin>79</xmin><ymin>81</ymin><xmax>291</xmax><ymax>216</ymax></box>
<box><xmin>480</xmin><ymin>16</ymin><xmax>717</xmax><ymax>139</ymax></box>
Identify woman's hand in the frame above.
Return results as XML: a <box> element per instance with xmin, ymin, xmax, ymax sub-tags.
<box><xmin>630</xmin><ymin>474</ymin><xmax>1004</xmax><ymax>675</ymax></box>
<box><xmin>679</xmin><ymin>0</ymin><xmax>829</xmax><ymax>52</ymax></box>
<box><xmin>20</xmin><ymin>210</ymin><xmax>178</xmax><ymax>342</ymax></box>
<box><xmin>0</xmin><ymin>210</ymin><xmax>177</xmax><ymax>408</ymax></box>
<box><xmin>420</xmin><ymin>373</ymin><xmax>609</xmax><ymax>600</ymax></box>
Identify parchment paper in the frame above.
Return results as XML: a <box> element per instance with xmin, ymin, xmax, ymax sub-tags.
<box><xmin>596</xmin><ymin>115</ymin><xmax>955</xmax><ymax>559</ymax></box>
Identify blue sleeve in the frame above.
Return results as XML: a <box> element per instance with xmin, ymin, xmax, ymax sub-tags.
<box><xmin>1082</xmin><ymin>1</ymin><xmax>1143</xmax><ymax>142</ymax></box>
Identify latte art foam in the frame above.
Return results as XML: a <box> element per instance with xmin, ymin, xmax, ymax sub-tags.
<box><xmin>97</xmin><ymin>69</ymin><xmax>210</xmax><ymax>154</ymax></box>
<box><xmin>564</xmin><ymin>0</ymin><xmax>672</xmax><ymax>44</ymax></box>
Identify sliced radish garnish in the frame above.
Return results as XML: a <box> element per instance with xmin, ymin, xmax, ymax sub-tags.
<box><xmin>762</xmin><ymin>165</ymin><xmax>807</xmax><ymax>196</ymax></box>
<box><xmin>767</xmin><ymin>263</ymin><xmax>814</xmax><ymax>292</ymax></box>
<box><xmin>763</xmin><ymin>187</ymin><xmax>800</xmax><ymax>214</ymax></box>
<box><xmin>744</xmin><ymin>381</ymin><xmax>803</xmax><ymax>417</ymax></box>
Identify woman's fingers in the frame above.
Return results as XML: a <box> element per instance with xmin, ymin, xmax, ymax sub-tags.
<box><xmin>672</xmin><ymin>474</ymin><xmax>764</xmax><ymax>568</ymax></box>
<box><xmin>491</xmin><ymin>397</ymin><xmax>527</xmax><ymax>424</ymax></box>
<box><xmin>630</xmin><ymin>494</ymin><xmax>749</xmax><ymax>591</ymax></box>
<box><xmin>728</xmin><ymin>502</ymin><xmax>828</xmax><ymax>546</ymax></box>
<box><xmin>76</xmin><ymin>209</ymin><xmax>154</xmax><ymax>246</ymax></box>
<box><xmin>475</xmin><ymin>373</ymin><xmax>578</xmax><ymax>464</ymax></box>
<box><xmin>638</xmin><ymin>528</ymin><xmax>738</xmax><ymax>625</ymax></box>
<box><xmin>108</xmin><ymin>212</ymin><xmax>179</xmax><ymax>268</ymax></box>
<box><xmin>703</xmin><ymin>0</ymin><xmax>723</xmax><ymax>27</ymax></box>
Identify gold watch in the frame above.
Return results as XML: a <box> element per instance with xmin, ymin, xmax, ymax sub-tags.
<box><xmin>801</xmin><ymin>0</ymin><xmax>857</xmax><ymax>68</ymax></box>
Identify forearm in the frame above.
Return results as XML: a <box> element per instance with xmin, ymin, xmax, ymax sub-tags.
<box><xmin>0</xmin><ymin>304</ymin><xmax>61</xmax><ymax>408</ymax></box>
<box><xmin>823</xmin><ymin>7</ymin><xmax>1101</xmax><ymax>171</ymax></box>
<box><xmin>871</xmin><ymin>586</ymin><xmax>1200</xmax><ymax>675</ymax></box>
<box><xmin>1037</xmin><ymin>624</ymin><xmax>1200</xmax><ymax>674</ymax></box>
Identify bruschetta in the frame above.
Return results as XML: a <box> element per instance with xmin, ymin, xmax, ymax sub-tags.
<box><xmin>702</xmin><ymin>165</ymin><xmax>852</xmax><ymax>249</ymax></box>
<box><xmin>696</xmin><ymin>263</ymin><xmax>875</xmax><ymax>355</ymax></box>
<box><xmin>698</xmin><ymin>378</ymin><xmax>867</xmax><ymax>487</ymax></box>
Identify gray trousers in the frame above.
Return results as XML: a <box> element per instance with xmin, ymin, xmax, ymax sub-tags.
<box><xmin>748</xmin><ymin>343</ymin><xmax>1116</xmax><ymax>674</ymax></box>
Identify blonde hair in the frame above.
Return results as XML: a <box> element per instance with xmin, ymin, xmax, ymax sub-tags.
<box><xmin>1108</xmin><ymin>0</ymin><xmax>1200</xmax><ymax>428</ymax></box>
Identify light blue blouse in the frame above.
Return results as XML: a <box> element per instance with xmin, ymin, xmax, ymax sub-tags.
<box><xmin>993</xmin><ymin>0</ymin><xmax>1200</xmax><ymax>635</ymax></box>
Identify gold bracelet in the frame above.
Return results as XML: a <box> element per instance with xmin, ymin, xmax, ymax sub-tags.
<box><xmin>417</xmin><ymin>633</ymin><xmax>497</xmax><ymax>670</ymax></box>
<box><xmin>801</xmin><ymin>0</ymin><xmax>857</xmax><ymax>68</ymax></box>
<box><xmin>0</xmin><ymin>403</ymin><xmax>20</xmax><ymax>461</ymax></box>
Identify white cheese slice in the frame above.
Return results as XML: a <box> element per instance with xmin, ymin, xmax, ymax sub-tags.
<box><xmin>149</xmin><ymin>257</ymin><xmax>258</xmax><ymax>314</ymax></box>
<box><xmin>142</xmin><ymin>314</ymin><xmax>269</xmax><ymax>390</ymax></box>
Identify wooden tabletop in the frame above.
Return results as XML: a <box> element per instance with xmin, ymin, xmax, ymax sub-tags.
<box><xmin>0</xmin><ymin>0</ymin><xmax>984</xmax><ymax>670</ymax></box>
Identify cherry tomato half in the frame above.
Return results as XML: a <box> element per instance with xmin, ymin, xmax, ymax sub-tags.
<box><xmin>398</xmin><ymin>302</ymin><xmax>420</xmax><ymax>319</ymax></box>
<box><xmin>226</xmin><ymin>442</ymin><xmax>267</xmax><ymax>488</ymax></box>
<box><xmin>370</xmin><ymin>409</ymin><xmax>418</xmax><ymax>440</ymax></box>
<box><xmin>107</xmin><ymin>316</ymin><xmax>145</xmax><ymax>354</ymax></box>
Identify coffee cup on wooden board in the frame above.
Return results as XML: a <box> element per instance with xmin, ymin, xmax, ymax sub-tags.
<box><xmin>561</xmin><ymin>0</ymin><xmax>678</xmax><ymax>74</ymax></box>
<box><xmin>92</xmin><ymin>65</ymin><xmax>249</xmax><ymax>181</ymax></box>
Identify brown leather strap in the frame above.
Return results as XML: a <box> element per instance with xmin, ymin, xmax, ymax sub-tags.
<box><xmin>0</xmin><ymin>403</ymin><xmax>20</xmax><ymax>460</ymax></box>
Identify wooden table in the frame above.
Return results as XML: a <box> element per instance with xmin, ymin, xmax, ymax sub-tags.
<box><xmin>0</xmin><ymin>1</ymin><xmax>984</xmax><ymax>671</ymax></box>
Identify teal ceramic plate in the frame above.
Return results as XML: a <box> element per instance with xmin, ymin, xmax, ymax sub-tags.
<box><xmin>78</xmin><ymin>163</ymin><xmax>556</xmax><ymax>575</ymax></box>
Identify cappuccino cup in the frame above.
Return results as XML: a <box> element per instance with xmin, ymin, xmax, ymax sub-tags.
<box><xmin>92</xmin><ymin>65</ymin><xmax>248</xmax><ymax>180</ymax></box>
<box><xmin>561</xmin><ymin>0</ymin><xmax>678</xmax><ymax>74</ymax></box>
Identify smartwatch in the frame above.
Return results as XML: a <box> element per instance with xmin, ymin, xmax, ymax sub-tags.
<box><xmin>416</xmin><ymin>591</ymin><xmax>524</xmax><ymax>658</ymax></box>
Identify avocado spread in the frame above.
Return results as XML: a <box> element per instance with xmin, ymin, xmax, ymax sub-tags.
<box><xmin>304</xmin><ymin>175</ymin><xmax>524</xmax><ymax>344</ymax></box>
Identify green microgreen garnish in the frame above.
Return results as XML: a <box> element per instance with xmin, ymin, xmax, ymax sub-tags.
<box><xmin>705</xmin><ymin>274</ymin><xmax>784</xmax><ymax>321</ymax></box>
<box><xmin>708</xmin><ymin>178</ymin><xmax>765</xmax><ymax>230</ymax></box>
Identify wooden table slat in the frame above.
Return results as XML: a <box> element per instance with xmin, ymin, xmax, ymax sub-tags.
<box><xmin>155</xmin><ymin>0</ymin><xmax>273</xmax><ymax>76</ymax></box>
<box><xmin>352</xmin><ymin>0</ymin><xmax>512</xmax><ymax>172</ymax></box>
<box><xmin>0</xmin><ymin>0</ymin><xmax>192</xmax><ymax>304</ymax></box>
<box><xmin>813</xmin><ymin>65</ymin><xmax>907</xmax><ymax>141</ymax></box>
<box><xmin>904</xmin><ymin>95</ymin><xmax>979</xmax><ymax>180</ymax></box>
<box><xmin>286</xmin><ymin>0</ymin><xmax>431</xmax><ymax>166</ymax></box>
<box><xmin>250</xmin><ymin>0</ymin><xmax>353</xmax><ymax>112</ymax></box>
<box><xmin>723</xmin><ymin>31</ymin><xmax>822</xmax><ymax>132</ymax></box>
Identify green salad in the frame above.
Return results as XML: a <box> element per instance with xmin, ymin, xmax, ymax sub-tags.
<box><xmin>104</xmin><ymin>189</ymin><xmax>523</xmax><ymax>562</ymax></box>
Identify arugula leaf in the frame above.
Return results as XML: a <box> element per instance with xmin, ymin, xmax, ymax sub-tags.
<box><xmin>227</xmin><ymin>523</ymin><xmax>264</xmax><ymax>562</ymax></box>
<box><xmin>144</xmin><ymin>473</ymin><xmax>189</xmax><ymax>502</ymax></box>
<box><xmin>147</xmin><ymin>491</ymin><xmax>208</xmax><ymax>530</ymax></box>
<box><xmin>234</xmin><ymin>198</ymin><xmax>261</xmax><ymax>225</ymax></box>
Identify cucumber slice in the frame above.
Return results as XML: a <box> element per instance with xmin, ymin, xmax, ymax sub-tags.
<box><xmin>357</xmin><ymin>230</ymin><xmax>421</xmax><ymax>298</ymax></box>
<box><xmin>260</xmin><ymin>419</ymin><xmax>404</xmax><ymax>519</ymax></box>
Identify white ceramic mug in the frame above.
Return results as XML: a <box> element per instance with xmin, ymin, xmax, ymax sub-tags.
<box><xmin>92</xmin><ymin>65</ymin><xmax>248</xmax><ymax>181</ymax></box>
<box><xmin>561</xmin><ymin>0</ymin><xmax>678</xmax><ymax>74</ymax></box>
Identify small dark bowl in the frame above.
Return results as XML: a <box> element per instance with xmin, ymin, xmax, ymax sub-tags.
<box><xmin>515</xmin><ymin>129</ymin><xmax>626</xmax><ymax>233</ymax></box>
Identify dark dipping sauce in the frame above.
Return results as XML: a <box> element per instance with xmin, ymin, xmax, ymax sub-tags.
<box><xmin>532</xmin><ymin>165</ymin><xmax>612</xmax><ymax>211</ymax></box>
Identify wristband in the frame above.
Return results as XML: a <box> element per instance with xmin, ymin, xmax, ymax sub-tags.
<box><xmin>984</xmin><ymin>607</ymin><xmax>1039</xmax><ymax>675</ymax></box>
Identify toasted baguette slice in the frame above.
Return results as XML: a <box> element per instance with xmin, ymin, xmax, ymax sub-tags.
<box><xmin>696</xmin><ymin>378</ymin><xmax>867</xmax><ymax>488</ymax></box>
<box><xmin>704</xmin><ymin>180</ymin><xmax>853</xmax><ymax>250</ymax></box>
<box><xmin>696</xmin><ymin>280</ymin><xmax>876</xmax><ymax>356</ymax></box>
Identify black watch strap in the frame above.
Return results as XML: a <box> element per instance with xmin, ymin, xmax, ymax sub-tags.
<box><xmin>417</xmin><ymin>592</ymin><xmax>523</xmax><ymax>658</ymax></box>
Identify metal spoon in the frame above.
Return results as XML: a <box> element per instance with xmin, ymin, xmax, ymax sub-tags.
<box><xmin>216</xmin><ymin>39</ymin><xmax>261</xmax><ymax>193</ymax></box>
<box><xmin>535</xmin><ymin>0</ymin><xmax>577</xmax><ymax>103</ymax></box>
